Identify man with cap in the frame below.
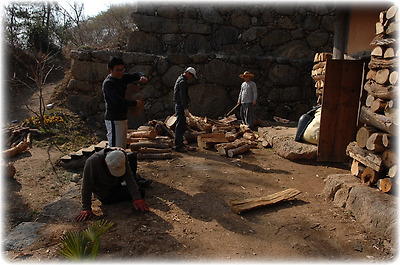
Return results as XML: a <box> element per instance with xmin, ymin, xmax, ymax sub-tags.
<box><xmin>173</xmin><ymin>67</ymin><xmax>197</xmax><ymax>152</ymax></box>
<box><xmin>237</xmin><ymin>71</ymin><xmax>258</xmax><ymax>130</ymax></box>
<box><xmin>75</xmin><ymin>148</ymin><xmax>150</xmax><ymax>222</ymax></box>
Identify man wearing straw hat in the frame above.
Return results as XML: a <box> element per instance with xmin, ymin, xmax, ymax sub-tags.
<box><xmin>237</xmin><ymin>71</ymin><xmax>258</xmax><ymax>129</ymax></box>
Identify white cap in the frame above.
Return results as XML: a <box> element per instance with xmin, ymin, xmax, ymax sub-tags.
<box><xmin>185</xmin><ymin>67</ymin><xmax>197</xmax><ymax>79</ymax></box>
<box><xmin>105</xmin><ymin>150</ymin><xmax>126</xmax><ymax>177</ymax></box>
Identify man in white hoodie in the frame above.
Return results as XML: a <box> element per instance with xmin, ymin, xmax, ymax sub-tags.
<box><xmin>237</xmin><ymin>71</ymin><xmax>258</xmax><ymax>130</ymax></box>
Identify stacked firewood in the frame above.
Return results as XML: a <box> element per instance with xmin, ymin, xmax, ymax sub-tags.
<box><xmin>127</xmin><ymin>112</ymin><xmax>257</xmax><ymax>159</ymax></box>
<box><xmin>346</xmin><ymin>5</ymin><xmax>398</xmax><ymax>193</ymax></box>
<box><xmin>311</xmin><ymin>52</ymin><xmax>333</xmax><ymax>104</ymax></box>
<box><xmin>3</xmin><ymin>125</ymin><xmax>32</xmax><ymax>158</ymax></box>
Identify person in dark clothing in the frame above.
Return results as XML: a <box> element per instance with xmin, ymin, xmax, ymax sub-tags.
<box><xmin>75</xmin><ymin>148</ymin><xmax>150</xmax><ymax>222</ymax></box>
<box><xmin>173</xmin><ymin>67</ymin><xmax>197</xmax><ymax>152</ymax></box>
<box><xmin>103</xmin><ymin>56</ymin><xmax>148</xmax><ymax>148</ymax></box>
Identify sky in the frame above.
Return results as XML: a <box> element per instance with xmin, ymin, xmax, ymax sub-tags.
<box><xmin>58</xmin><ymin>0</ymin><xmax>113</xmax><ymax>17</ymax></box>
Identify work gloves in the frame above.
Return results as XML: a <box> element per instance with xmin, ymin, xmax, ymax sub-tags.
<box><xmin>134</xmin><ymin>199</ymin><xmax>150</xmax><ymax>212</ymax></box>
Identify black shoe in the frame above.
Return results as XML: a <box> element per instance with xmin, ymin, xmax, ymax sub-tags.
<box><xmin>174</xmin><ymin>146</ymin><xmax>188</xmax><ymax>152</ymax></box>
<box><xmin>137</xmin><ymin>178</ymin><xmax>153</xmax><ymax>188</ymax></box>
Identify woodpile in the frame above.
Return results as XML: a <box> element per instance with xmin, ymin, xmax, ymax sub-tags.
<box><xmin>311</xmin><ymin>52</ymin><xmax>333</xmax><ymax>104</ymax></box>
<box><xmin>346</xmin><ymin>5</ymin><xmax>398</xmax><ymax>193</ymax></box>
<box><xmin>3</xmin><ymin>125</ymin><xmax>33</xmax><ymax>158</ymax></box>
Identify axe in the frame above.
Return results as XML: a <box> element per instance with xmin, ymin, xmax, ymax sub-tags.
<box><xmin>225</xmin><ymin>103</ymin><xmax>240</xmax><ymax>117</ymax></box>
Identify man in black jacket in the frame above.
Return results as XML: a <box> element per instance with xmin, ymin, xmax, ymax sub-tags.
<box><xmin>103</xmin><ymin>57</ymin><xmax>148</xmax><ymax>148</ymax></box>
<box><xmin>173</xmin><ymin>67</ymin><xmax>197</xmax><ymax>152</ymax></box>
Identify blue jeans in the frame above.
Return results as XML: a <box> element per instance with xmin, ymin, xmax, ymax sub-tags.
<box><xmin>174</xmin><ymin>104</ymin><xmax>186</xmax><ymax>148</ymax></box>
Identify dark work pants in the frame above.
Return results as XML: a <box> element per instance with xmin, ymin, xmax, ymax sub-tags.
<box><xmin>240</xmin><ymin>103</ymin><xmax>255</xmax><ymax>129</ymax></box>
<box><xmin>174</xmin><ymin>104</ymin><xmax>186</xmax><ymax>148</ymax></box>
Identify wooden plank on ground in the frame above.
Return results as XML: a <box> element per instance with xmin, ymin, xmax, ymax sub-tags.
<box><xmin>230</xmin><ymin>188</ymin><xmax>301</xmax><ymax>214</ymax></box>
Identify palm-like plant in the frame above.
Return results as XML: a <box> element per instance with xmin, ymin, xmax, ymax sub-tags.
<box><xmin>57</xmin><ymin>219</ymin><xmax>114</xmax><ymax>260</ymax></box>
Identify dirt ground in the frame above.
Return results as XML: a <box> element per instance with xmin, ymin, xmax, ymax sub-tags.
<box><xmin>3</xmin><ymin>82</ymin><xmax>396</xmax><ymax>263</ymax></box>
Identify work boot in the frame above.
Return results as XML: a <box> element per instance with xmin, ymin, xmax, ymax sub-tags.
<box><xmin>135</xmin><ymin>174</ymin><xmax>153</xmax><ymax>188</ymax></box>
<box><xmin>174</xmin><ymin>145</ymin><xmax>188</xmax><ymax>152</ymax></box>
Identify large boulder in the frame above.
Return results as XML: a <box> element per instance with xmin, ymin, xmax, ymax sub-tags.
<box><xmin>131</xmin><ymin>13</ymin><xmax>179</xmax><ymax>33</ymax></box>
<box><xmin>70</xmin><ymin>60</ymin><xmax>108</xmax><ymax>82</ymax></box>
<box><xmin>188</xmin><ymin>84</ymin><xmax>234</xmax><ymax>118</ymax></box>
<box><xmin>127</xmin><ymin>31</ymin><xmax>164</xmax><ymax>54</ymax></box>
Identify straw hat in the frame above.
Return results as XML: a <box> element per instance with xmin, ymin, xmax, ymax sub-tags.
<box><xmin>239</xmin><ymin>71</ymin><xmax>254</xmax><ymax>78</ymax></box>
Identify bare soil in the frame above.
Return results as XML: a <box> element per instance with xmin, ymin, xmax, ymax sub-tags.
<box><xmin>3</xmin><ymin>81</ymin><xmax>394</xmax><ymax>263</ymax></box>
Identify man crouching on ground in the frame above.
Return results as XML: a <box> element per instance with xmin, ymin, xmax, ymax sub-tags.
<box><xmin>75</xmin><ymin>148</ymin><xmax>149</xmax><ymax>222</ymax></box>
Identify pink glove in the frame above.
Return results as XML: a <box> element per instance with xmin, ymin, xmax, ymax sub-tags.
<box><xmin>75</xmin><ymin>210</ymin><xmax>94</xmax><ymax>222</ymax></box>
<box><xmin>133</xmin><ymin>199</ymin><xmax>149</xmax><ymax>212</ymax></box>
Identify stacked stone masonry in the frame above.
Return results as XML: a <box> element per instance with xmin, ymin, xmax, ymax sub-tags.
<box><xmin>68</xmin><ymin>3</ymin><xmax>335</xmax><ymax>129</ymax></box>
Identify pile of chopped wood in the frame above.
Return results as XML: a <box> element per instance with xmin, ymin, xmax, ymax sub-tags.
<box><xmin>3</xmin><ymin>125</ymin><xmax>32</xmax><ymax>158</ymax></box>
<box><xmin>127</xmin><ymin>111</ymin><xmax>258</xmax><ymax>159</ymax></box>
<box><xmin>311</xmin><ymin>52</ymin><xmax>333</xmax><ymax>104</ymax></box>
<box><xmin>346</xmin><ymin>5</ymin><xmax>398</xmax><ymax>193</ymax></box>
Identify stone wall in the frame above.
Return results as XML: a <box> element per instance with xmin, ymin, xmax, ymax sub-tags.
<box><xmin>67</xmin><ymin>3</ymin><xmax>336</xmax><ymax>129</ymax></box>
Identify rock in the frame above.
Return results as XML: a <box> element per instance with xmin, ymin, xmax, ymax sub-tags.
<box><xmin>306</xmin><ymin>32</ymin><xmax>330</xmax><ymax>48</ymax></box>
<box><xmin>183</xmin><ymin>34</ymin><xmax>212</xmax><ymax>54</ymax></box>
<box><xmin>131</xmin><ymin>14</ymin><xmax>179</xmax><ymax>33</ymax></box>
<box><xmin>199</xmin><ymin>6</ymin><xmax>223</xmax><ymax>24</ymax></box>
<box><xmin>180</xmin><ymin>18</ymin><xmax>212</xmax><ymax>34</ymax></box>
<box><xmin>260</xmin><ymin>30</ymin><xmax>291</xmax><ymax>49</ymax></box>
<box><xmin>70</xmin><ymin>60</ymin><xmax>108</xmax><ymax>82</ymax></box>
<box><xmin>4</xmin><ymin>222</ymin><xmax>45</xmax><ymax>251</ymax></box>
<box><xmin>231</xmin><ymin>10</ymin><xmax>251</xmax><ymax>29</ymax></box>
<box><xmin>273</xmin><ymin>137</ymin><xmax>317</xmax><ymax>160</ymax></box>
<box><xmin>127</xmin><ymin>31</ymin><xmax>164</xmax><ymax>54</ymax></box>
<box><xmin>269</xmin><ymin>64</ymin><xmax>301</xmax><ymax>87</ymax></box>
<box><xmin>323</xmin><ymin>174</ymin><xmax>397</xmax><ymax>240</ymax></box>
<box><xmin>66</xmin><ymin>94</ymin><xmax>99</xmax><ymax>116</ymax></box>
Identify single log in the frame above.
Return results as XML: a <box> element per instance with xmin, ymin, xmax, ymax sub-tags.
<box><xmin>363</xmin><ymin>80</ymin><xmax>395</xmax><ymax>100</ymax></box>
<box><xmin>382</xmin><ymin>149</ymin><xmax>396</xmax><ymax>168</ymax></box>
<box><xmin>371</xmin><ymin>46</ymin><xmax>383</xmax><ymax>57</ymax></box>
<box><xmin>386</xmin><ymin>21</ymin><xmax>398</xmax><ymax>35</ymax></box>
<box><xmin>366</xmin><ymin>70</ymin><xmax>377</xmax><ymax>81</ymax></box>
<box><xmin>227</xmin><ymin>144</ymin><xmax>251</xmax><ymax>157</ymax></box>
<box><xmin>5</xmin><ymin>163</ymin><xmax>16</xmax><ymax>178</ymax></box>
<box><xmin>346</xmin><ymin>142</ymin><xmax>384</xmax><ymax>172</ymax></box>
<box><xmin>165</xmin><ymin>115</ymin><xmax>177</xmax><ymax>129</ymax></box>
<box><xmin>137</xmin><ymin>152</ymin><xmax>172</xmax><ymax>160</ymax></box>
<box><xmin>197</xmin><ymin>134</ymin><xmax>228</xmax><ymax>150</ymax></box>
<box><xmin>375</xmin><ymin>68</ymin><xmax>390</xmax><ymax>84</ymax></box>
<box><xmin>137</xmin><ymin>125</ymin><xmax>156</xmax><ymax>132</ymax></box>
<box><xmin>137</xmin><ymin>147</ymin><xmax>172</xmax><ymax>153</ymax></box>
<box><xmin>359</xmin><ymin>106</ymin><xmax>396</xmax><ymax>135</ymax></box>
<box><xmin>384</xmin><ymin>47</ymin><xmax>396</xmax><ymax>58</ymax></box>
<box><xmin>351</xmin><ymin>159</ymin><xmax>365</xmax><ymax>178</ymax></box>
<box><xmin>219</xmin><ymin>114</ymin><xmax>238</xmax><ymax>125</ymax></box>
<box><xmin>389</xmin><ymin>70</ymin><xmax>398</xmax><ymax>85</ymax></box>
<box><xmin>356</xmin><ymin>126</ymin><xmax>378</xmax><ymax>148</ymax></box>
<box><xmin>366</xmin><ymin>132</ymin><xmax>387</xmax><ymax>153</ymax></box>
<box><xmin>369</xmin><ymin>57</ymin><xmax>398</xmax><ymax>70</ymax></box>
<box><xmin>361</xmin><ymin>167</ymin><xmax>382</xmax><ymax>186</ymax></box>
<box><xmin>370</xmin><ymin>98</ymin><xmax>387</xmax><ymax>114</ymax></box>
<box><xmin>376</xmin><ymin>178</ymin><xmax>393</xmax><ymax>193</ymax></box>
<box><xmin>130</xmin><ymin>141</ymin><xmax>170</xmax><ymax>151</ymax></box>
<box><xmin>380</xmin><ymin>10</ymin><xmax>387</xmax><ymax>24</ymax></box>
<box><xmin>242</xmin><ymin>132</ymin><xmax>255</xmax><ymax>141</ymax></box>
<box><xmin>230</xmin><ymin>188</ymin><xmax>301</xmax><ymax>214</ymax></box>
<box><xmin>382</xmin><ymin>133</ymin><xmax>392</xmax><ymax>147</ymax></box>
<box><xmin>376</xmin><ymin>22</ymin><xmax>385</xmax><ymax>34</ymax></box>
<box><xmin>386</xmin><ymin>5</ymin><xmax>397</xmax><ymax>20</ymax></box>
<box><xmin>127</xmin><ymin>130</ymin><xmax>157</xmax><ymax>139</ymax></box>
<box><xmin>365</xmin><ymin>95</ymin><xmax>374</xmax><ymax>107</ymax></box>
<box><xmin>388</xmin><ymin>165</ymin><xmax>397</xmax><ymax>178</ymax></box>
<box><xmin>184</xmin><ymin>131</ymin><xmax>203</xmax><ymax>144</ymax></box>
<box><xmin>225</xmin><ymin>131</ymin><xmax>238</xmax><ymax>142</ymax></box>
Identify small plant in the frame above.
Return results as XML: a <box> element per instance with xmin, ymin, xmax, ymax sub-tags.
<box><xmin>57</xmin><ymin>219</ymin><xmax>114</xmax><ymax>261</ymax></box>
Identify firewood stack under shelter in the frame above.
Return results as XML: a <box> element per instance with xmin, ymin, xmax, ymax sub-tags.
<box><xmin>346</xmin><ymin>5</ymin><xmax>398</xmax><ymax>193</ymax></box>
<box><xmin>311</xmin><ymin>52</ymin><xmax>333</xmax><ymax>104</ymax></box>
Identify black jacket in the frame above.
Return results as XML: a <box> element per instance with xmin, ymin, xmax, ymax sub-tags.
<box><xmin>173</xmin><ymin>74</ymin><xmax>191</xmax><ymax>108</ymax></box>
<box><xmin>102</xmin><ymin>73</ymin><xmax>144</xmax><ymax>120</ymax></box>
